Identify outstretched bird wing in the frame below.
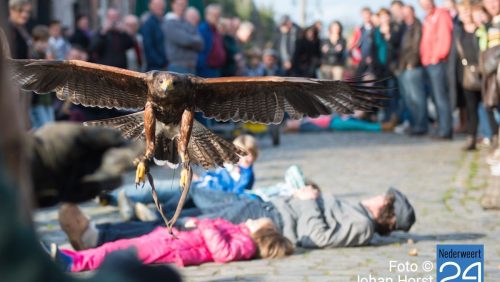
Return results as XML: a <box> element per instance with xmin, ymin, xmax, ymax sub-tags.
<box><xmin>8</xmin><ymin>59</ymin><xmax>149</xmax><ymax>110</ymax></box>
<box><xmin>85</xmin><ymin>112</ymin><xmax>245</xmax><ymax>169</ymax></box>
<box><xmin>192</xmin><ymin>76</ymin><xmax>387</xmax><ymax>124</ymax></box>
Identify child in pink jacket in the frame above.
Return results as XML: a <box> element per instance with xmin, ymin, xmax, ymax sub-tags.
<box><xmin>55</xmin><ymin>217</ymin><xmax>293</xmax><ymax>272</ymax></box>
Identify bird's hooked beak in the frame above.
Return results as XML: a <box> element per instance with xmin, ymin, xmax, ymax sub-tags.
<box><xmin>160</xmin><ymin>79</ymin><xmax>174</xmax><ymax>93</ymax></box>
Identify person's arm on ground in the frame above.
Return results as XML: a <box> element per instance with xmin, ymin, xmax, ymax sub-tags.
<box><xmin>198</xmin><ymin>218</ymin><xmax>256</xmax><ymax>263</ymax></box>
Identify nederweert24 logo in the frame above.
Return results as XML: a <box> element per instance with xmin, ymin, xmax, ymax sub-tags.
<box><xmin>436</xmin><ymin>245</ymin><xmax>483</xmax><ymax>282</ymax></box>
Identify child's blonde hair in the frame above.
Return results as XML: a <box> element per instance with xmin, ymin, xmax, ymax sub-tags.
<box><xmin>233</xmin><ymin>134</ymin><xmax>259</xmax><ymax>159</ymax></box>
<box><xmin>250</xmin><ymin>225</ymin><xmax>294</xmax><ymax>259</ymax></box>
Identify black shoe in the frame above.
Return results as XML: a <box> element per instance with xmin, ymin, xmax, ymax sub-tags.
<box><xmin>408</xmin><ymin>131</ymin><xmax>427</xmax><ymax>137</ymax></box>
<box><xmin>462</xmin><ymin>136</ymin><xmax>477</xmax><ymax>151</ymax></box>
<box><xmin>430</xmin><ymin>134</ymin><xmax>453</xmax><ymax>141</ymax></box>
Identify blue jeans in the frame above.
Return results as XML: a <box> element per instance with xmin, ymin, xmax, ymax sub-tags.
<box><xmin>399</xmin><ymin>67</ymin><xmax>428</xmax><ymax>134</ymax></box>
<box><xmin>30</xmin><ymin>105</ymin><xmax>55</xmax><ymax>129</ymax></box>
<box><xmin>382</xmin><ymin>78</ymin><xmax>401</xmax><ymax>122</ymax></box>
<box><xmin>109</xmin><ymin>180</ymin><xmax>186</xmax><ymax>212</ymax></box>
<box><xmin>425</xmin><ymin>63</ymin><xmax>452</xmax><ymax>137</ymax></box>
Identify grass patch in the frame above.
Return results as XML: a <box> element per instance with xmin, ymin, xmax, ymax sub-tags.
<box><xmin>443</xmin><ymin>188</ymin><xmax>455</xmax><ymax>212</ymax></box>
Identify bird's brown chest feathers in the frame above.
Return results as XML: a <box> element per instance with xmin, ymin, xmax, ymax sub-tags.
<box><xmin>149</xmin><ymin>102</ymin><xmax>183</xmax><ymax>124</ymax></box>
<box><xmin>149</xmin><ymin>98</ymin><xmax>186</xmax><ymax>125</ymax></box>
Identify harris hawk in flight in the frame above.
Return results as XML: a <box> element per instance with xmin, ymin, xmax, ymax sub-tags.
<box><xmin>9</xmin><ymin>59</ymin><xmax>386</xmax><ymax>231</ymax></box>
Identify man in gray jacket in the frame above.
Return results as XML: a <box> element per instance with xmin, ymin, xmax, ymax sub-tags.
<box><xmin>270</xmin><ymin>186</ymin><xmax>414</xmax><ymax>248</ymax></box>
<box><xmin>164</xmin><ymin>0</ymin><xmax>203</xmax><ymax>74</ymax></box>
<box><xmin>60</xmin><ymin>185</ymin><xmax>415</xmax><ymax>250</ymax></box>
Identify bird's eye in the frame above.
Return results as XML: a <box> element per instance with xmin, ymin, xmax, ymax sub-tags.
<box><xmin>159</xmin><ymin>80</ymin><xmax>164</xmax><ymax>84</ymax></box>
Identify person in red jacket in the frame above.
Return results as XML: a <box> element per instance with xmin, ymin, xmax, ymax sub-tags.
<box><xmin>51</xmin><ymin>218</ymin><xmax>293</xmax><ymax>272</ymax></box>
<box><xmin>419</xmin><ymin>0</ymin><xmax>454</xmax><ymax>139</ymax></box>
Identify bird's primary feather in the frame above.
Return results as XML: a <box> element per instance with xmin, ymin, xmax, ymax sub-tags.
<box><xmin>193</xmin><ymin>76</ymin><xmax>387</xmax><ymax>124</ymax></box>
<box><xmin>8</xmin><ymin>59</ymin><xmax>148</xmax><ymax>110</ymax></box>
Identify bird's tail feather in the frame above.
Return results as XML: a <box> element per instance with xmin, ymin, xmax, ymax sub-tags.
<box><xmin>188</xmin><ymin>121</ymin><xmax>247</xmax><ymax>169</ymax></box>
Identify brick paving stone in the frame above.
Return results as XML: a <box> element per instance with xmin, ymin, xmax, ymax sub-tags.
<box><xmin>33</xmin><ymin>132</ymin><xmax>500</xmax><ymax>281</ymax></box>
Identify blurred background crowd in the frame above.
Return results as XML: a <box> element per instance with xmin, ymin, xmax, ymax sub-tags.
<box><xmin>3</xmin><ymin>0</ymin><xmax>500</xmax><ymax>173</ymax></box>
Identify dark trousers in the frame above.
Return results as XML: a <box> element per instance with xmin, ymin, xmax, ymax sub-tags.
<box><xmin>425</xmin><ymin>62</ymin><xmax>453</xmax><ymax>137</ymax></box>
<box><xmin>463</xmin><ymin>90</ymin><xmax>498</xmax><ymax>138</ymax></box>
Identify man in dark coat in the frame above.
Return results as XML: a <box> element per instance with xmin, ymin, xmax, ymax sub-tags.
<box><xmin>141</xmin><ymin>0</ymin><xmax>168</xmax><ymax>71</ymax></box>
<box><xmin>89</xmin><ymin>8</ymin><xmax>135</xmax><ymax>69</ymax></box>
<box><xmin>69</xmin><ymin>15</ymin><xmax>92</xmax><ymax>52</ymax></box>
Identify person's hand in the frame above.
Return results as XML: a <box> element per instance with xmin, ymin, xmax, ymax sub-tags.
<box><xmin>381</xmin><ymin>25</ymin><xmax>390</xmax><ymax>37</ymax></box>
<box><xmin>321</xmin><ymin>44</ymin><xmax>329</xmax><ymax>54</ymax></box>
<box><xmin>31</xmin><ymin>122</ymin><xmax>143</xmax><ymax>206</ymax></box>
<box><xmin>283</xmin><ymin>60</ymin><xmax>292</xmax><ymax>70</ymax></box>
<box><xmin>334</xmin><ymin>44</ymin><xmax>343</xmax><ymax>52</ymax></box>
<box><xmin>293</xmin><ymin>185</ymin><xmax>320</xmax><ymax>200</ymax></box>
<box><xmin>101</xmin><ymin>20</ymin><xmax>112</xmax><ymax>34</ymax></box>
<box><xmin>102</xmin><ymin>20</ymin><xmax>122</xmax><ymax>34</ymax></box>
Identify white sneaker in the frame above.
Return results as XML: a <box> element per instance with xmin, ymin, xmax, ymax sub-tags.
<box><xmin>490</xmin><ymin>163</ymin><xmax>500</xmax><ymax>176</ymax></box>
<box><xmin>118</xmin><ymin>190</ymin><xmax>135</xmax><ymax>221</ymax></box>
<box><xmin>135</xmin><ymin>202</ymin><xmax>159</xmax><ymax>222</ymax></box>
<box><xmin>394</xmin><ymin>121</ymin><xmax>409</xmax><ymax>135</ymax></box>
<box><xmin>486</xmin><ymin>148</ymin><xmax>500</xmax><ymax>165</ymax></box>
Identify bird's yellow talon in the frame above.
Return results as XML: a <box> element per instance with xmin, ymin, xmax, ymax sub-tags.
<box><xmin>180</xmin><ymin>168</ymin><xmax>188</xmax><ymax>188</ymax></box>
<box><xmin>135</xmin><ymin>161</ymin><xmax>147</xmax><ymax>185</ymax></box>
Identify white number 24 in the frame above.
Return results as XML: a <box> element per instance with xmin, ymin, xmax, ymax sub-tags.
<box><xmin>439</xmin><ymin>262</ymin><xmax>482</xmax><ymax>282</ymax></box>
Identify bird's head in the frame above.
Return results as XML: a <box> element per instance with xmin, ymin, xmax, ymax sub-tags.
<box><xmin>158</xmin><ymin>74</ymin><xmax>176</xmax><ymax>93</ymax></box>
<box><xmin>153</xmin><ymin>72</ymin><xmax>185</xmax><ymax>98</ymax></box>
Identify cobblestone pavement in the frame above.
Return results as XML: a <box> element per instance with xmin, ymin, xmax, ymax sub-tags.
<box><xmin>34</xmin><ymin>132</ymin><xmax>500</xmax><ymax>282</ymax></box>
